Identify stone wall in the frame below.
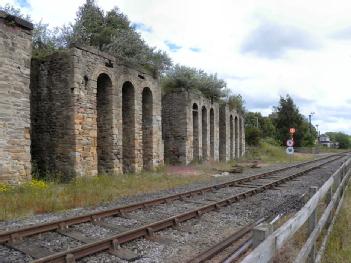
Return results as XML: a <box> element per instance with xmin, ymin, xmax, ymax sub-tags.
<box><xmin>0</xmin><ymin>12</ymin><xmax>246</xmax><ymax>182</ymax></box>
<box><xmin>0</xmin><ymin>12</ymin><xmax>33</xmax><ymax>183</ymax></box>
<box><xmin>30</xmin><ymin>51</ymin><xmax>75</xmax><ymax>177</ymax></box>
<box><xmin>162</xmin><ymin>90</ymin><xmax>221</xmax><ymax>164</ymax></box>
<box><xmin>217</xmin><ymin>104</ymin><xmax>244</xmax><ymax>161</ymax></box>
<box><xmin>163</xmin><ymin>90</ymin><xmax>245</xmax><ymax>165</ymax></box>
<box><xmin>31</xmin><ymin>45</ymin><xmax>163</xmax><ymax>177</ymax></box>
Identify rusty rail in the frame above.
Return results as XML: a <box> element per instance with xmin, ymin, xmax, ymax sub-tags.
<box><xmin>186</xmin><ymin>218</ymin><xmax>264</xmax><ymax>263</ymax></box>
<box><xmin>0</xmin><ymin>154</ymin><xmax>341</xmax><ymax>245</ymax></box>
<box><xmin>31</xmin><ymin>155</ymin><xmax>345</xmax><ymax>263</ymax></box>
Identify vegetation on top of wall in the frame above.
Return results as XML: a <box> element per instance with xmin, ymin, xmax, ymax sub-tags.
<box><xmin>1</xmin><ymin>1</ymin><xmax>172</xmax><ymax>73</ymax></box>
<box><xmin>160</xmin><ymin>64</ymin><xmax>227</xmax><ymax>102</ymax></box>
<box><xmin>1</xmin><ymin>2</ymin><xmax>244</xmax><ymax>109</ymax></box>
<box><xmin>0</xmin><ymin>4</ymin><xmax>31</xmax><ymax>20</ymax></box>
<box><xmin>68</xmin><ymin>0</ymin><xmax>172</xmax><ymax>73</ymax></box>
<box><xmin>225</xmin><ymin>94</ymin><xmax>246</xmax><ymax>114</ymax></box>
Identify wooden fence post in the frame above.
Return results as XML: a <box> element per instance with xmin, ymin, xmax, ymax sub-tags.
<box><xmin>325</xmin><ymin>187</ymin><xmax>333</xmax><ymax>225</ymax></box>
<box><xmin>307</xmin><ymin>186</ymin><xmax>318</xmax><ymax>263</ymax></box>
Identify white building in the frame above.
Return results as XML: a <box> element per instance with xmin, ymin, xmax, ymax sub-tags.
<box><xmin>319</xmin><ymin>134</ymin><xmax>333</xmax><ymax>148</ymax></box>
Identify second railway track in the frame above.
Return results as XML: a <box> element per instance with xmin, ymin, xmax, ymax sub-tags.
<box><xmin>0</xmin><ymin>153</ymin><xmax>348</xmax><ymax>263</ymax></box>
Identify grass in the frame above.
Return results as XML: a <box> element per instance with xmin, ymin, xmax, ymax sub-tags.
<box><xmin>0</xmin><ymin>168</ymin><xmax>209</xmax><ymax>221</ymax></box>
<box><xmin>318</xmin><ymin>147</ymin><xmax>347</xmax><ymax>154</ymax></box>
<box><xmin>273</xmin><ymin>178</ymin><xmax>351</xmax><ymax>263</ymax></box>
<box><xmin>0</xmin><ymin>141</ymin><xmax>321</xmax><ymax>222</ymax></box>
<box><xmin>323</xmin><ymin>184</ymin><xmax>351</xmax><ymax>263</ymax></box>
<box><xmin>245</xmin><ymin>140</ymin><xmax>315</xmax><ymax>164</ymax></box>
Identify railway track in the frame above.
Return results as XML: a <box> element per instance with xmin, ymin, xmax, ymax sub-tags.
<box><xmin>0</xmin><ymin>153</ymin><xmax>347</xmax><ymax>263</ymax></box>
<box><xmin>186</xmin><ymin>218</ymin><xmax>263</xmax><ymax>263</ymax></box>
<box><xmin>185</xmin><ymin>209</ymin><xmax>293</xmax><ymax>263</ymax></box>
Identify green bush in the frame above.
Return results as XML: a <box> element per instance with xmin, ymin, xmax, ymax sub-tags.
<box><xmin>245</xmin><ymin>127</ymin><xmax>262</xmax><ymax>146</ymax></box>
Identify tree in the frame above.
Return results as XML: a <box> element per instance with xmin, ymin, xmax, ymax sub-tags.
<box><xmin>161</xmin><ymin>65</ymin><xmax>227</xmax><ymax>101</ymax></box>
<box><xmin>326</xmin><ymin>132</ymin><xmax>350</xmax><ymax>149</ymax></box>
<box><xmin>70</xmin><ymin>0</ymin><xmax>105</xmax><ymax>48</ymax></box>
<box><xmin>273</xmin><ymin>95</ymin><xmax>308</xmax><ymax>147</ymax></box>
<box><xmin>261</xmin><ymin>116</ymin><xmax>276</xmax><ymax>138</ymax></box>
<box><xmin>245</xmin><ymin>127</ymin><xmax>262</xmax><ymax>146</ymax></box>
<box><xmin>1</xmin><ymin>1</ymin><xmax>171</xmax><ymax>72</ymax></box>
<box><xmin>0</xmin><ymin>4</ymin><xmax>31</xmax><ymax>20</ymax></box>
<box><xmin>69</xmin><ymin>0</ymin><xmax>172</xmax><ymax>72</ymax></box>
<box><xmin>226</xmin><ymin>94</ymin><xmax>246</xmax><ymax>114</ymax></box>
<box><xmin>245</xmin><ymin>112</ymin><xmax>276</xmax><ymax>140</ymax></box>
<box><xmin>32</xmin><ymin>22</ymin><xmax>66</xmax><ymax>59</ymax></box>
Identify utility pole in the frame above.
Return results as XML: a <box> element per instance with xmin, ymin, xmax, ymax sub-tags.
<box><xmin>308</xmin><ymin>112</ymin><xmax>315</xmax><ymax>133</ymax></box>
<box><xmin>315</xmin><ymin>124</ymin><xmax>320</xmax><ymax>153</ymax></box>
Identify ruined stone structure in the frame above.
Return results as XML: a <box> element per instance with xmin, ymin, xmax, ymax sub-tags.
<box><xmin>219</xmin><ymin>104</ymin><xmax>245</xmax><ymax>161</ymax></box>
<box><xmin>0</xmin><ymin>12</ymin><xmax>33</xmax><ymax>183</ymax></box>
<box><xmin>162</xmin><ymin>90</ymin><xmax>245</xmax><ymax>165</ymax></box>
<box><xmin>0</xmin><ymin>12</ymin><xmax>246</xmax><ymax>182</ymax></box>
<box><xmin>31</xmin><ymin>45</ymin><xmax>163</xmax><ymax>177</ymax></box>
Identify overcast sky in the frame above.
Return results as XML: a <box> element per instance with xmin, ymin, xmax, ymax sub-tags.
<box><xmin>2</xmin><ymin>0</ymin><xmax>351</xmax><ymax>134</ymax></box>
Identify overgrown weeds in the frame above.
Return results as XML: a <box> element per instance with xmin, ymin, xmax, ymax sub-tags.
<box><xmin>245</xmin><ymin>140</ymin><xmax>315</xmax><ymax>163</ymax></box>
<box><xmin>323</xmin><ymin>185</ymin><xmax>351</xmax><ymax>262</ymax></box>
<box><xmin>0</xmin><ymin>169</ymin><xmax>208</xmax><ymax>221</ymax></box>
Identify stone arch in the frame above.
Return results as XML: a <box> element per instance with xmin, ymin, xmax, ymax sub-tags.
<box><xmin>202</xmin><ymin>106</ymin><xmax>208</xmax><ymax>160</ymax></box>
<box><xmin>96</xmin><ymin>73</ymin><xmax>113</xmax><ymax>174</ymax></box>
<box><xmin>210</xmin><ymin>108</ymin><xmax>214</xmax><ymax>159</ymax></box>
<box><xmin>122</xmin><ymin>81</ymin><xmax>135</xmax><ymax>173</ymax></box>
<box><xmin>235</xmin><ymin>116</ymin><xmax>239</xmax><ymax>158</ymax></box>
<box><xmin>230</xmin><ymin>115</ymin><xmax>234</xmax><ymax>160</ymax></box>
<box><xmin>142</xmin><ymin>87</ymin><xmax>153</xmax><ymax>170</ymax></box>
<box><xmin>192</xmin><ymin>103</ymin><xmax>199</xmax><ymax>161</ymax></box>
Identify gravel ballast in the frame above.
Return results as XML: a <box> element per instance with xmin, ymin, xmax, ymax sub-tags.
<box><xmin>0</xmin><ymin>154</ymin><xmax>347</xmax><ymax>263</ymax></box>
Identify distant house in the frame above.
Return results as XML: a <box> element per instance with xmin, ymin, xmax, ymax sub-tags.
<box><xmin>319</xmin><ymin>134</ymin><xmax>336</xmax><ymax>148</ymax></box>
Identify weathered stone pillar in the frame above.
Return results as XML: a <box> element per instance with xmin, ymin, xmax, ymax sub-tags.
<box><xmin>0</xmin><ymin>11</ymin><xmax>33</xmax><ymax>183</ymax></box>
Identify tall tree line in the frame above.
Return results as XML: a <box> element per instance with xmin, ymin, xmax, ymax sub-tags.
<box><xmin>244</xmin><ymin>95</ymin><xmax>351</xmax><ymax>149</ymax></box>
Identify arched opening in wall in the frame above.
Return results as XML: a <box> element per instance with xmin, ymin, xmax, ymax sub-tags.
<box><xmin>219</xmin><ymin>107</ymin><xmax>226</xmax><ymax>161</ymax></box>
<box><xmin>239</xmin><ymin>117</ymin><xmax>243</xmax><ymax>157</ymax></box>
<box><xmin>230</xmin><ymin>115</ymin><xmax>234</xmax><ymax>160</ymax></box>
<box><xmin>235</xmin><ymin>116</ymin><xmax>239</xmax><ymax>158</ymax></box>
<box><xmin>202</xmin><ymin>106</ymin><xmax>208</xmax><ymax>160</ymax></box>
<box><xmin>122</xmin><ymin>81</ymin><xmax>135</xmax><ymax>173</ymax></box>
<box><xmin>142</xmin><ymin>87</ymin><xmax>153</xmax><ymax>170</ymax></box>
<box><xmin>210</xmin><ymin>108</ymin><xmax>214</xmax><ymax>159</ymax></box>
<box><xmin>192</xmin><ymin>103</ymin><xmax>199</xmax><ymax>161</ymax></box>
<box><xmin>97</xmin><ymin>73</ymin><xmax>113</xmax><ymax>174</ymax></box>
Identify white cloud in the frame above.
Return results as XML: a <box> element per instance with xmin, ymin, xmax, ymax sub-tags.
<box><xmin>1</xmin><ymin>0</ymin><xmax>351</xmax><ymax>134</ymax></box>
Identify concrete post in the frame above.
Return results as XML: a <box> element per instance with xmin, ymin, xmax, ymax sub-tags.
<box><xmin>308</xmin><ymin>186</ymin><xmax>318</xmax><ymax>263</ymax></box>
<box><xmin>253</xmin><ymin>222</ymin><xmax>273</xmax><ymax>248</ymax></box>
<box><xmin>253</xmin><ymin>222</ymin><xmax>274</xmax><ymax>263</ymax></box>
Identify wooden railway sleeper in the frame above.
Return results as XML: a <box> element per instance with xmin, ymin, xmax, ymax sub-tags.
<box><xmin>65</xmin><ymin>253</ymin><xmax>75</xmax><ymax>263</ymax></box>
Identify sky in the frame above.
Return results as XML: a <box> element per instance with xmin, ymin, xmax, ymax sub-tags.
<box><xmin>1</xmin><ymin>0</ymin><xmax>351</xmax><ymax>134</ymax></box>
